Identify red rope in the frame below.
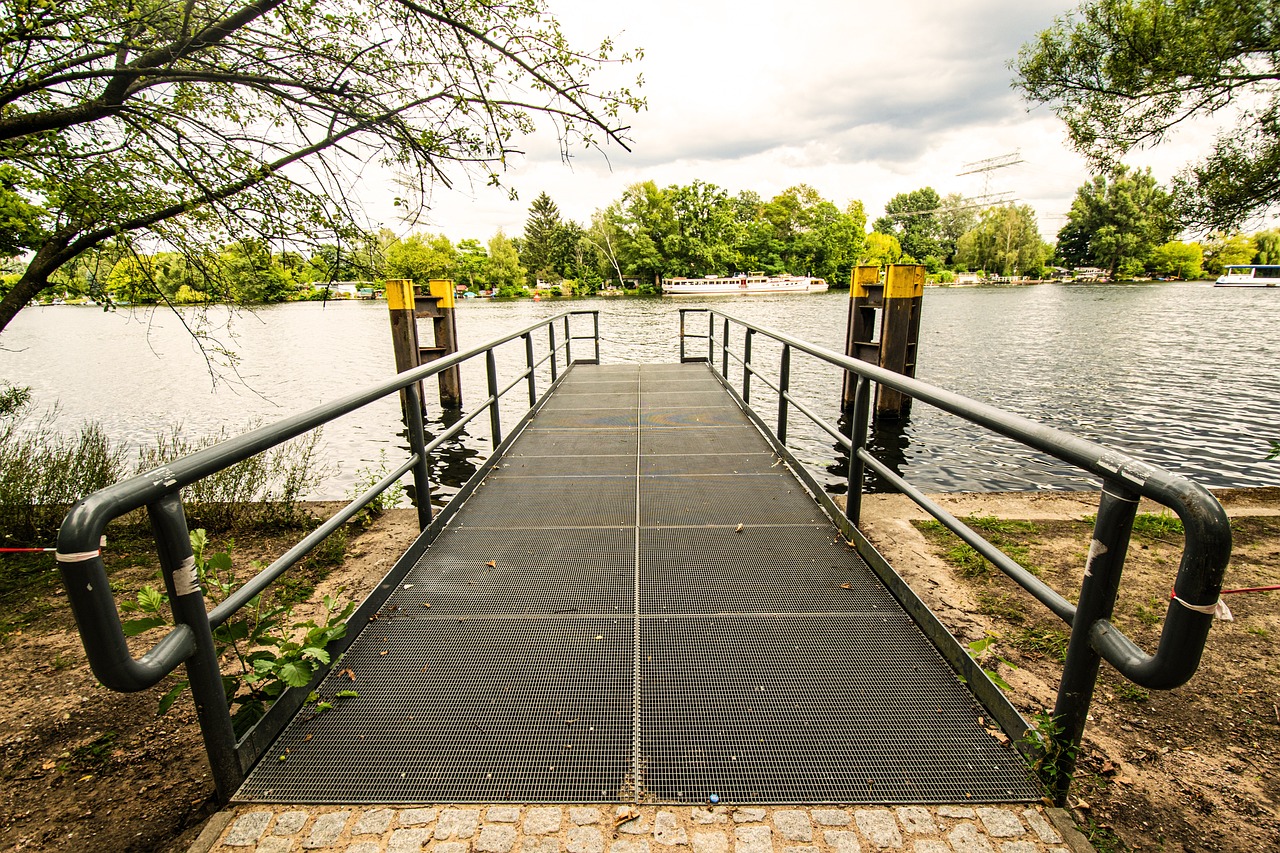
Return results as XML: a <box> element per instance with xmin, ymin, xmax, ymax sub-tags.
<box><xmin>1221</xmin><ymin>584</ymin><xmax>1280</xmax><ymax>595</ymax></box>
<box><xmin>0</xmin><ymin>547</ymin><xmax>55</xmax><ymax>554</ymax></box>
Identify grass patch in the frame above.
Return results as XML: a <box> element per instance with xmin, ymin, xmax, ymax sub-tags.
<box><xmin>913</xmin><ymin>515</ymin><xmax>1040</xmax><ymax>578</ymax></box>
<box><xmin>975</xmin><ymin>589</ymin><xmax>1028</xmax><ymax>624</ymax></box>
<box><xmin>1009</xmin><ymin>626</ymin><xmax>1070</xmax><ymax>662</ymax></box>
<box><xmin>1132</xmin><ymin>512</ymin><xmax>1183</xmax><ymax>540</ymax></box>
<box><xmin>1113</xmin><ymin>682</ymin><xmax>1150</xmax><ymax>703</ymax></box>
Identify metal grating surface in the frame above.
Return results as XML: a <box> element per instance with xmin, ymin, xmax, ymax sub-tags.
<box><xmin>236</xmin><ymin>362</ymin><xmax>1037</xmax><ymax>805</ymax></box>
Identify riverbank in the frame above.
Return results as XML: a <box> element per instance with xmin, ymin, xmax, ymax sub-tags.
<box><xmin>1</xmin><ymin>489</ymin><xmax>1276</xmax><ymax>851</ymax></box>
<box><xmin>855</xmin><ymin>487</ymin><xmax>1280</xmax><ymax>851</ymax></box>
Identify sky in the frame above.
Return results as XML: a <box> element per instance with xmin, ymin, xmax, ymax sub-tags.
<box><xmin>360</xmin><ymin>0</ymin><xmax>1222</xmax><ymax>245</ymax></box>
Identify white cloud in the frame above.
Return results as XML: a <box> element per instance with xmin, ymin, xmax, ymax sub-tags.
<box><xmin>359</xmin><ymin>0</ymin><xmax>1251</xmax><ymax>248</ymax></box>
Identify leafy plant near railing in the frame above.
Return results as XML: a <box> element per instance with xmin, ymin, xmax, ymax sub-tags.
<box><xmin>965</xmin><ymin>633</ymin><xmax>1017</xmax><ymax>691</ymax></box>
<box><xmin>347</xmin><ymin>451</ymin><xmax>404</xmax><ymax>529</ymax></box>
<box><xmin>122</xmin><ymin>529</ymin><xmax>355</xmax><ymax>737</ymax></box>
<box><xmin>1021</xmin><ymin>709</ymin><xmax>1077</xmax><ymax>793</ymax></box>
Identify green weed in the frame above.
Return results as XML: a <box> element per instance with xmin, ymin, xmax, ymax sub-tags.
<box><xmin>348</xmin><ymin>451</ymin><xmax>405</xmax><ymax>529</ymax></box>
<box><xmin>1113</xmin><ymin>682</ymin><xmax>1150</xmax><ymax>703</ymax></box>
<box><xmin>1131</xmin><ymin>512</ymin><xmax>1183</xmax><ymax>540</ymax></box>
<box><xmin>70</xmin><ymin>731</ymin><xmax>117</xmax><ymax>767</ymax></box>
<box><xmin>1021</xmin><ymin>710</ymin><xmax>1078</xmax><ymax>795</ymax></box>
<box><xmin>914</xmin><ymin>514</ymin><xmax>1040</xmax><ymax>578</ymax></box>
<box><xmin>975</xmin><ymin>590</ymin><xmax>1027</xmax><ymax>624</ymax></box>
<box><xmin>966</xmin><ymin>634</ymin><xmax>1016</xmax><ymax>691</ymax></box>
<box><xmin>1010</xmin><ymin>626</ymin><xmax>1070</xmax><ymax>662</ymax></box>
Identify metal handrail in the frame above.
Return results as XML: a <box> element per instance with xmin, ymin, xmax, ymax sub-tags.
<box><xmin>680</xmin><ymin>307</ymin><xmax>1231</xmax><ymax>804</ymax></box>
<box><xmin>56</xmin><ymin>309</ymin><xmax>599</xmax><ymax>800</ymax></box>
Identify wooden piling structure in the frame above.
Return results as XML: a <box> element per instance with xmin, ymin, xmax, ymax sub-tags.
<box><xmin>386</xmin><ymin>278</ymin><xmax>425</xmax><ymax>411</ymax></box>
<box><xmin>842</xmin><ymin>264</ymin><xmax>924</xmax><ymax>421</ymax></box>
<box><xmin>415</xmin><ymin>279</ymin><xmax>462</xmax><ymax>409</ymax></box>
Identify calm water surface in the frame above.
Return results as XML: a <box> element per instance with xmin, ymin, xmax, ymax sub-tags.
<box><xmin>2</xmin><ymin>282</ymin><xmax>1277</xmax><ymax>500</ymax></box>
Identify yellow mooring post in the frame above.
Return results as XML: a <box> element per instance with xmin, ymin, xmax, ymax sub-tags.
<box><xmin>415</xmin><ymin>279</ymin><xmax>462</xmax><ymax>409</ymax></box>
<box><xmin>386</xmin><ymin>278</ymin><xmax>425</xmax><ymax>411</ymax></box>
<box><xmin>842</xmin><ymin>263</ymin><xmax>924</xmax><ymax>420</ymax></box>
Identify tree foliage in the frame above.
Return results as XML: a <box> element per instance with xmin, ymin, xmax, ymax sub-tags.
<box><xmin>0</xmin><ymin>0</ymin><xmax>642</xmax><ymax>333</ymax></box>
<box><xmin>1055</xmin><ymin>166</ymin><xmax>1176</xmax><ymax>276</ymax></box>
<box><xmin>873</xmin><ymin>187</ymin><xmax>942</xmax><ymax>266</ymax></box>
<box><xmin>1014</xmin><ymin>0</ymin><xmax>1280</xmax><ymax>230</ymax></box>
<box><xmin>954</xmin><ymin>205</ymin><xmax>1049</xmax><ymax>277</ymax></box>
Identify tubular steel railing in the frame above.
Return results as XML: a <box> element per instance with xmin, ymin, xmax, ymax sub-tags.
<box><xmin>680</xmin><ymin>307</ymin><xmax>1232</xmax><ymax>804</ymax></box>
<box><xmin>55</xmin><ymin>310</ymin><xmax>600</xmax><ymax>801</ymax></box>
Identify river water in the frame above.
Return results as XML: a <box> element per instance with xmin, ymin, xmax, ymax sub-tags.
<box><xmin>2</xmin><ymin>282</ymin><xmax>1277</xmax><ymax>500</ymax></box>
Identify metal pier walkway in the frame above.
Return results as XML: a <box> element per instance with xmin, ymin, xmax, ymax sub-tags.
<box><xmin>235</xmin><ymin>363</ymin><xmax>1038</xmax><ymax>805</ymax></box>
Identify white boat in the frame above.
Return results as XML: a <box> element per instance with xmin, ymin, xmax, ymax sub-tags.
<box><xmin>662</xmin><ymin>273</ymin><xmax>829</xmax><ymax>294</ymax></box>
<box><xmin>1214</xmin><ymin>265</ymin><xmax>1280</xmax><ymax>287</ymax></box>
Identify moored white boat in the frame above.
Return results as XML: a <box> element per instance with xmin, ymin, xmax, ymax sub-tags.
<box><xmin>662</xmin><ymin>273</ymin><xmax>829</xmax><ymax>294</ymax></box>
<box><xmin>1214</xmin><ymin>265</ymin><xmax>1280</xmax><ymax>287</ymax></box>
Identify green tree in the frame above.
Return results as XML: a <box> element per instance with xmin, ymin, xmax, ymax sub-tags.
<box><xmin>521</xmin><ymin>192</ymin><xmax>566</xmax><ymax>284</ymax></box>
<box><xmin>486</xmin><ymin>231</ymin><xmax>527</xmax><ymax>296</ymax></box>
<box><xmin>955</xmin><ymin>205</ymin><xmax>1049</xmax><ymax>277</ymax></box>
<box><xmin>611</xmin><ymin>180</ymin><xmax>677</xmax><ymax>288</ymax></box>
<box><xmin>385</xmin><ymin>234</ymin><xmax>457</xmax><ymax>284</ymax></box>
<box><xmin>1014</xmin><ymin>0</ymin><xmax>1280</xmax><ymax>230</ymax></box>
<box><xmin>0</xmin><ymin>0</ymin><xmax>642</xmax><ymax>334</ymax></box>
<box><xmin>1055</xmin><ymin>167</ymin><xmax>1175</xmax><ymax>277</ymax></box>
<box><xmin>936</xmin><ymin>193</ymin><xmax>979</xmax><ymax>266</ymax></box>
<box><xmin>874</xmin><ymin>187</ymin><xmax>942</xmax><ymax>266</ymax></box>
<box><xmin>860</xmin><ymin>232</ymin><xmax>902</xmax><ymax>267</ymax></box>
<box><xmin>1253</xmin><ymin>230</ymin><xmax>1280</xmax><ymax>264</ymax></box>
<box><xmin>455</xmin><ymin>239</ymin><xmax>489</xmax><ymax>292</ymax></box>
<box><xmin>1201</xmin><ymin>233</ymin><xmax>1257</xmax><ymax>276</ymax></box>
<box><xmin>221</xmin><ymin>239</ymin><xmax>295</xmax><ymax>303</ymax></box>
<box><xmin>1147</xmin><ymin>241</ymin><xmax>1204</xmax><ymax>280</ymax></box>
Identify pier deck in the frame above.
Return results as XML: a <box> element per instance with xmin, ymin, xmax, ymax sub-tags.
<box><xmin>236</xmin><ymin>363</ymin><xmax>1038</xmax><ymax>805</ymax></box>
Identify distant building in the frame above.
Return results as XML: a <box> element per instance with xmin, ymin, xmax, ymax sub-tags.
<box><xmin>954</xmin><ymin>272</ymin><xmax>982</xmax><ymax>284</ymax></box>
<box><xmin>313</xmin><ymin>280</ymin><xmax>376</xmax><ymax>297</ymax></box>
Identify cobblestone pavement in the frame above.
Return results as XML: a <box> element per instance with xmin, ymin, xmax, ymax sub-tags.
<box><xmin>190</xmin><ymin>803</ymin><xmax>1092</xmax><ymax>853</ymax></box>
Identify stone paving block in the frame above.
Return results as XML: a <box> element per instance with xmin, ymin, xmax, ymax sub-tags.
<box><xmin>999</xmin><ymin>843</ymin><xmax>1038</xmax><ymax>853</ymax></box>
<box><xmin>255</xmin><ymin>838</ymin><xmax>294</xmax><ymax>853</ymax></box>
<box><xmin>617</xmin><ymin>809</ymin><xmax>651</xmax><ymax>835</ymax></box>
<box><xmin>822</xmin><ymin>829</ymin><xmax>862</xmax><ymax>853</ymax></box>
<box><xmin>976</xmin><ymin>809</ymin><xmax>1024</xmax><ymax>839</ymax></box>
<box><xmin>224</xmin><ymin>811</ymin><xmax>272</xmax><ymax>846</ymax></box>
<box><xmin>525</xmin><ymin>807</ymin><xmax>564</xmax><ymax>835</ymax></box>
<box><xmin>947</xmin><ymin>824</ymin><xmax>996</xmax><ymax>853</ymax></box>
<box><xmin>1020</xmin><ymin>811</ymin><xmax>1062</xmax><ymax>845</ymax></box>
<box><xmin>568</xmin><ymin>826</ymin><xmax>606</xmax><ymax>853</ymax></box>
<box><xmin>854</xmin><ymin>810</ymin><xmax>902</xmax><ymax>849</ymax></box>
<box><xmin>476</xmin><ymin>824</ymin><xmax>518</xmax><ymax>853</ymax></box>
<box><xmin>353</xmin><ymin>808</ymin><xmax>394</xmax><ymax>836</ymax></box>
<box><xmin>936</xmin><ymin>807</ymin><xmax>976</xmax><ymax>820</ymax></box>
<box><xmin>388</xmin><ymin>827</ymin><xmax>433</xmax><ymax>853</ymax></box>
<box><xmin>436</xmin><ymin>808</ymin><xmax>481</xmax><ymax>839</ymax></box>
<box><xmin>489</xmin><ymin>807</ymin><xmax>523</xmax><ymax>823</ymax></box>
<box><xmin>349</xmin><ymin>844</ymin><xmax>382</xmax><ymax>853</ymax></box>
<box><xmin>692</xmin><ymin>831</ymin><xmax>730</xmax><ymax>853</ymax></box>
<box><xmin>912</xmin><ymin>842</ymin><xmax>950</xmax><ymax>853</ymax></box>
<box><xmin>895</xmin><ymin>808</ymin><xmax>936</xmax><ymax>836</ymax></box>
<box><xmin>524</xmin><ymin>838</ymin><xmax>561</xmax><ymax>853</ymax></box>
<box><xmin>655</xmin><ymin>811</ymin><xmax>689</xmax><ymax>846</ymax></box>
<box><xmin>613</xmin><ymin>840</ymin><xmax>651</xmax><ymax>853</ymax></box>
<box><xmin>692</xmin><ymin>809</ymin><xmax>729</xmax><ymax>825</ymax></box>
<box><xmin>571</xmin><ymin>807</ymin><xmax>603</xmax><ymax>826</ymax></box>
<box><xmin>436</xmin><ymin>843</ymin><xmax>471</xmax><ymax>853</ymax></box>
<box><xmin>273</xmin><ymin>811</ymin><xmax>309</xmax><ymax>836</ymax></box>
<box><xmin>811</xmin><ymin>810</ymin><xmax>851</xmax><ymax>827</ymax></box>
<box><xmin>773</xmin><ymin>811</ymin><xmax>812</xmax><ymax>842</ymax></box>
<box><xmin>785</xmin><ymin>846</ymin><xmax>819</xmax><ymax>853</ymax></box>
<box><xmin>734</xmin><ymin>825</ymin><xmax>772</xmax><ymax>853</ymax></box>
<box><xmin>732</xmin><ymin>809</ymin><xmax>768</xmax><ymax>824</ymax></box>
<box><xmin>303</xmin><ymin>811</ymin><xmax>350</xmax><ymax>849</ymax></box>
<box><xmin>399</xmin><ymin>807</ymin><xmax>439</xmax><ymax>826</ymax></box>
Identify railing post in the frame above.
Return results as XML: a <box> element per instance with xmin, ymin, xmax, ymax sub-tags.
<box><xmin>846</xmin><ymin>375</ymin><xmax>871</xmax><ymax>525</ymax></box>
<box><xmin>149</xmin><ymin>492</ymin><xmax>242</xmax><ymax>801</ymax></box>
<box><xmin>524</xmin><ymin>332</ymin><xmax>537</xmax><ymax>406</ymax></box>
<box><xmin>592</xmin><ymin>311</ymin><xmax>601</xmax><ymax>363</ymax></box>
<box><xmin>402</xmin><ymin>380</ymin><xmax>434</xmax><ymax>530</ymax></box>
<box><xmin>742</xmin><ymin>329</ymin><xmax>754</xmax><ymax>403</ymax></box>
<box><xmin>548</xmin><ymin>323</ymin><xmax>559</xmax><ymax>382</ymax></box>
<box><xmin>487</xmin><ymin>348</ymin><xmax>503</xmax><ymax>445</ymax></box>
<box><xmin>706</xmin><ymin>313</ymin><xmax>714</xmax><ymax>364</ymax></box>
<box><xmin>679</xmin><ymin>310</ymin><xmax>688</xmax><ymax>361</ymax></box>
<box><xmin>721</xmin><ymin>317</ymin><xmax>731</xmax><ymax>378</ymax></box>
<box><xmin>777</xmin><ymin>343</ymin><xmax>791</xmax><ymax>444</ymax></box>
<box><xmin>1048</xmin><ymin>483</ymin><xmax>1139</xmax><ymax>804</ymax></box>
<box><xmin>564</xmin><ymin>315</ymin><xmax>573</xmax><ymax>364</ymax></box>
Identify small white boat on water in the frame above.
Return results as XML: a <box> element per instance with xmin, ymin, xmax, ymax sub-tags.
<box><xmin>662</xmin><ymin>273</ymin><xmax>829</xmax><ymax>294</ymax></box>
<box><xmin>1214</xmin><ymin>265</ymin><xmax>1280</xmax><ymax>287</ymax></box>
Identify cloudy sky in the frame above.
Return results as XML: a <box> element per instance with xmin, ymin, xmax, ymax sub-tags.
<box><xmin>366</xmin><ymin>0</ymin><xmax>1215</xmax><ymax>244</ymax></box>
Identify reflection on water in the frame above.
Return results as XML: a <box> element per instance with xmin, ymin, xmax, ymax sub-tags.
<box><xmin>2</xmin><ymin>282</ymin><xmax>1278</xmax><ymax>497</ymax></box>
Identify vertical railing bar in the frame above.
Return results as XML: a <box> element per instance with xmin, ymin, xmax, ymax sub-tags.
<box><xmin>486</xmin><ymin>349</ymin><xmax>502</xmax><ymax>445</ymax></box>
<box><xmin>847</xmin><ymin>374</ymin><xmax>871</xmax><ymax>524</ymax></box>
<box><xmin>742</xmin><ymin>328</ymin><xmax>754</xmax><ymax>403</ymax></box>
<box><xmin>564</xmin><ymin>315</ymin><xmax>573</xmax><ymax>364</ymax></box>
<box><xmin>524</xmin><ymin>333</ymin><xmax>537</xmax><ymax>406</ymax></box>
<box><xmin>721</xmin><ymin>317</ymin><xmax>731</xmax><ymax>378</ymax></box>
<box><xmin>148</xmin><ymin>493</ymin><xmax>242</xmax><ymax>800</ymax></box>
<box><xmin>777</xmin><ymin>343</ymin><xmax>791</xmax><ymax>444</ymax></box>
<box><xmin>679</xmin><ymin>309</ymin><xmax>687</xmax><ymax>361</ymax></box>
<box><xmin>402</xmin><ymin>380</ymin><xmax>434</xmax><ymax>530</ymax></box>
<box><xmin>593</xmin><ymin>310</ymin><xmax>601</xmax><ymax>363</ymax></box>
<box><xmin>707</xmin><ymin>312</ymin><xmax>715</xmax><ymax>366</ymax></box>
<box><xmin>548</xmin><ymin>323</ymin><xmax>559</xmax><ymax>382</ymax></box>
<box><xmin>1049</xmin><ymin>484</ymin><xmax>1139</xmax><ymax>804</ymax></box>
